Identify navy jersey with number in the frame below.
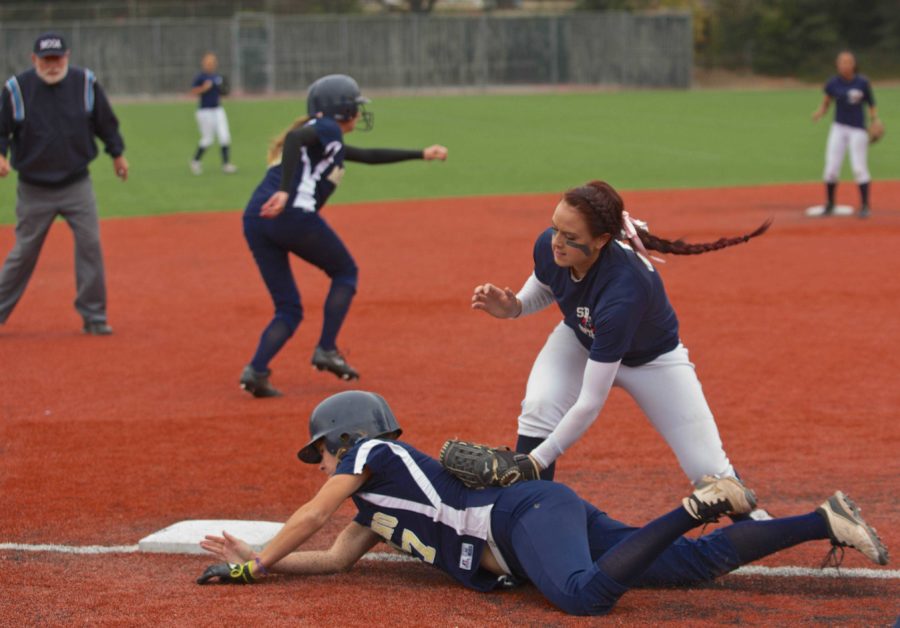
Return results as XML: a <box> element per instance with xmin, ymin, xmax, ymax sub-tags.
<box><xmin>336</xmin><ymin>439</ymin><xmax>508</xmax><ymax>592</ymax></box>
<box><xmin>192</xmin><ymin>72</ymin><xmax>224</xmax><ymax>109</ymax></box>
<box><xmin>824</xmin><ymin>74</ymin><xmax>874</xmax><ymax>129</ymax></box>
<box><xmin>244</xmin><ymin>117</ymin><xmax>345</xmax><ymax>217</ymax></box>
<box><xmin>533</xmin><ymin>229</ymin><xmax>679</xmax><ymax>366</ymax></box>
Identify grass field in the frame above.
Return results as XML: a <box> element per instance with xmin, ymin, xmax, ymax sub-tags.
<box><xmin>2</xmin><ymin>85</ymin><xmax>898</xmax><ymax>224</ymax></box>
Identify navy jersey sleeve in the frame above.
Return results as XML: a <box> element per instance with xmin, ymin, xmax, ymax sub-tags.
<box><xmin>532</xmin><ymin>229</ymin><xmax>555</xmax><ymax>285</ymax></box>
<box><xmin>336</xmin><ymin>441</ymin><xmax>419</xmax><ymax>528</ymax></box>
<box><xmin>334</xmin><ymin>452</ymin><xmax>374</xmax><ymax>528</ymax></box>
<box><xmin>335</xmin><ymin>439</ymin><xmax>395</xmax><ymax>477</ymax></box>
<box><xmin>191</xmin><ymin>73</ymin><xmax>205</xmax><ymax>88</ymax></box>
<box><xmin>862</xmin><ymin>76</ymin><xmax>875</xmax><ymax>106</ymax></box>
<box><xmin>824</xmin><ymin>76</ymin><xmax>837</xmax><ymax>97</ymax></box>
<box><xmin>588</xmin><ymin>273</ymin><xmax>650</xmax><ymax>362</ymax></box>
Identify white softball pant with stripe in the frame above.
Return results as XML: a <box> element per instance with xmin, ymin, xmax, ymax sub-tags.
<box><xmin>195</xmin><ymin>106</ymin><xmax>231</xmax><ymax>148</ymax></box>
<box><xmin>823</xmin><ymin>122</ymin><xmax>869</xmax><ymax>184</ymax></box>
<box><xmin>517</xmin><ymin>321</ymin><xmax>735</xmax><ymax>484</ymax></box>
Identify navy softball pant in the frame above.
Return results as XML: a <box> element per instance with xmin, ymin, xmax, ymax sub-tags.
<box><xmin>243</xmin><ymin>211</ymin><xmax>358</xmax><ymax>369</ymax></box>
<box><xmin>490</xmin><ymin>482</ymin><xmax>742</xmax><ymax>616</ymax></box>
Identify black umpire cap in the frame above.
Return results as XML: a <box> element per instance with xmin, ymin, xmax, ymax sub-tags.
<box><xmin>33</xmin><ymin>32</ymin><xmax>68</xmax><ymax>57</ymax></box>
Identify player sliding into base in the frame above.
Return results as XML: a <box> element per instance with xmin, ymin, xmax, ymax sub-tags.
<box><xmin>197</xmin><ymin>391</ymin><xmax>888</xmax><ymax>617</ymax></box>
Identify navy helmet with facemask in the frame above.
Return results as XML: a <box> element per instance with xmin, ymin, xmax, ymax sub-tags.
<box><xmin>306</xmin><ymin>74</ymin><xmax>373</xmax><ymax>131</ymax></box>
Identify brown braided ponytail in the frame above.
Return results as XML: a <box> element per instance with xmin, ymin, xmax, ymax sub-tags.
<box><xmin>563</xmin><ymin>180</ymin><xmax>771</xmax><ymax>257</ymax></box>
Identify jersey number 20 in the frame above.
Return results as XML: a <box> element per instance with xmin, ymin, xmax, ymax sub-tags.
<box><xmin>371</xmin><ymin>512</ymin><xmax>437</xmax><ymax>564</ymax></box>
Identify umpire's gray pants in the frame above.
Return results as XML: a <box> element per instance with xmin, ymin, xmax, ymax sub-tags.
<box><xmin>0</xmin><ymin>176</ymin><xmax>107</xmax><ymax>324</ymax></box>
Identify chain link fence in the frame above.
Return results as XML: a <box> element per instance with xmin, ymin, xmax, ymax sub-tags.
<box><xmin>1</xmin><ymin>12</ymin><xmax>691</xmax><ymax>96</ymax></box>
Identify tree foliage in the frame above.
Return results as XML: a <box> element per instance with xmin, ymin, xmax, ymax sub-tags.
<box><xmin>577</xmin><ymin>0</ymin><xmax>900</xmax><ymax>78</ymax></box>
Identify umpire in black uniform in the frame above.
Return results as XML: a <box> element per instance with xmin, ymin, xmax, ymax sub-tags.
<box><xmin>0</xmin><ymin>32</ymin><xmax>127</xmax><ymax>335</ymax></box>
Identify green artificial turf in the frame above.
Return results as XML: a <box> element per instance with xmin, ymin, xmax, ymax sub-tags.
<box><xmin>1</xmin><ymin>86</ymin><xmax>897</xmax><ymax>224</ymax></box>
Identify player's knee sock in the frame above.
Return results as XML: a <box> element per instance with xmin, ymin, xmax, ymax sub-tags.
<box><xmin>515</xmin><ymin>435</ymin><xmax>556</xmax><ymax>480</ymax></box>
<box><xmin>718</xmin><ymin>512</ymin><xmax>828</xmax><ymax>565</ymax></box>
<box><xmin>222</xmin><ymin>145</ymin><xmax>231</xmax><ymax>164</ymax></box>
<box><xmin>595</xmin><ymin>506</ymin><xmax>698</xmax><ymax>587</ymax></box>
<box><xmin>826</xmin><ymin>182</ymin><xmax>836</xmax><ymax>206</ymax></box>
<box><xmin>859</xmin><ymin>182</ymin><xmax>870</xmax><ymax>206</ymax></box>
<box><xmin>193</xmin><ymin>146</ymin><xmax>206</xmax><ymax>161</ymax></box>
<box><xmin>251</xmin><ymin>318</ymin><xmax>295</xmax><ymax>372</ymax></box>
<box><xmin>318</xmin><ymin>282</ymin><xmax>355</xmax><ymax>351</ymax></box>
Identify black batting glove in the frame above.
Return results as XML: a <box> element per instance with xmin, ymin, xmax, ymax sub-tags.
<box><xmin>196</xmin><ymin>561</ymin><xmax>258</xmax><ymax>585</ymax></box>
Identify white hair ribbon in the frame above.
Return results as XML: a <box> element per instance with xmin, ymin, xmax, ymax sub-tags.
<box><xmin>622</xmin><ymin>211</ymin><xmax>665</xmax><ymax>264</ymax></box>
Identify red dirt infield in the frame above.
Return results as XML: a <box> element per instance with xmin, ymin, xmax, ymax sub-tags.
<box><xmin>2</xmin><ymin>182</ymin><xmax>898</xmax><ymax>625</ymax></box>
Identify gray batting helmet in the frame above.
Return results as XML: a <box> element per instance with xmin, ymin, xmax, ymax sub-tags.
<box><xmin>306</xmin><ymin>74</ymin><xmax>373</xmax><ymax>130</ymax></box>
<box><xmin>297</xmin><ymin>391</ymin><xmax>402</xmax><ymax>464</ymax></box>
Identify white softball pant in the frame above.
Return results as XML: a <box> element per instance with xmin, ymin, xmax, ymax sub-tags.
<box><xmin>195</xmin><ymin>107</ymin><xmax>231</xmax><ymax>148</ymax></box>
<box><xmin>518</xmin><ymin>321</ymin><xmax>735</xmax><ymax>483</ymax></box>
<box><xmin>823</xmin><ymin>122</ymin><xmax>869</xmax><ymax>184</ymax></box>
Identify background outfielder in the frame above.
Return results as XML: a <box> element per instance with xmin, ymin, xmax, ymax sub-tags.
<box><xmin>472</xmin><ymin>181</ymin><xmax>769</xmax><ymax>501</ymax></box>
<box><xmin>196</xmin><ymin>391</ymin><xmax>888</xmax><ymax>617</ymax></box>
<box><xmin>189</xmin><ymin>52</ymin><xmax>236</xmax><ymax>175</ymax></box>
<box><xmin>812</xmin><ymin>50</ymin><xmax>879</xmax><ymax>218</ymax></box>
<box><xmin>238</xmin><ymin>74</ymin><xmax>447</xmax><ymax>397</ymax></box>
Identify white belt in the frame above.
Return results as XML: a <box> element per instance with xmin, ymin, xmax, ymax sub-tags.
<box><xmin>486</xmin><ymin>522</ymin><xmax>513</xmax><ymax>576</ymax></box>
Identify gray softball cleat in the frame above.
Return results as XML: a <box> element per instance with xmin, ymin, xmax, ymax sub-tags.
<box><xmin>817</xmin><ymin>491</ymin><xmax>888</xmax><ymax>566</ymax></box>
<box><xmin>683</xmin><ymin>475</ymin><xmax>757</xmax><ymax>523</ymax></box>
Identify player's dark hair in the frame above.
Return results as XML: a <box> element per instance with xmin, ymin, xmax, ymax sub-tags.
<box><xmin>268</xmin><ymin>116</ymin><xmax>311</xmax><ymax>165</ymax></box>
<box><xmin>563</xmin><ymin>180</ymin><xmax>771</xmax><ymax>256</ymax></box>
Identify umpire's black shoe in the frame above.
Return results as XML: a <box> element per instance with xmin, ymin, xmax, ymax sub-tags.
<box><xmin>822</xmin><ymin>203</ymin><xmax>835</xmax><ymax>216</ymax></box>
<box><xmin>83</xmin><ymin>320</ymin><xmax>113</xmax><ymax>335</ymax></box>
<box><xmin>683</xmin><ymin>475</ymin><xmax>757</xmax><ymax>523</ymax></box>
<box><xmin>240</xmin><ymin>365</ymin><xmax>282</xmax><ymax>398</ymax></box>
<box><xmin>311</xmin><ymin>346</ymin><xmax>359</xmax><ymax>381</ymax></box>
<box><xmin>859</xmin><ymin>205</ymin><xmax>871</xmax><ymax>219</ymax></box>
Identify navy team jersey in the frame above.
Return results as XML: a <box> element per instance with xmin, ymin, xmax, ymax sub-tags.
<box><xmin>533</xmin><ymin>229</ymin><xmax>679</xmax><ymax>366</ymax></box>
<box><xmin>824</xmin><ymin>75</ymin><xmax>874</xmax><ymax>129</ymax></box>
<box><xmin>192</xmin><ymin>72</ymin><xmax>224</xmax><ymax>109</ymax></box>
<box><xmin>244</xmin><ymin>117</ymin><xmax>345</xmax><ymax>217</ymax></box>
<box><xmin>336</xmin><ymin>438</ymin><xmax>509</xmax><ymax>592</ymax></box>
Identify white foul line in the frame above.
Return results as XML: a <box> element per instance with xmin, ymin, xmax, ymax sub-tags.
<box><xmin>731</xmin><ymin>565</ymin><xmax>898</xmax><ymax>580</ymax></box>
<box><xmin>0</xmin><ymin>542</ymin><xmax>139</xmax><ymax>554</ymax></box>
<box><xmin>2</xmin><ymin>544</ymin><xmax>897</xmax><ymax>580</ymax></box>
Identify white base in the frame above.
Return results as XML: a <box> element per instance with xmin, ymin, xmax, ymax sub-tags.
<box><xmin>805</xmin><ymin>204</ymin><xmax>854</xmax><ymax>217</ymax></box>
<box><xmin>138</xmin><ymin>519</ymin><xmax>283</xmax><ymax>555</ymax></box>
